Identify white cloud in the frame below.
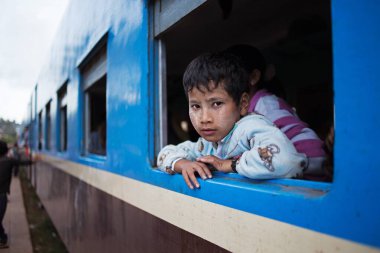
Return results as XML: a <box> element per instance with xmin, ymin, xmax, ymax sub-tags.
<box><xmin>0</xmin><ymin>0</ymin><xmax>69</xmax><ymax>123</ymax></box>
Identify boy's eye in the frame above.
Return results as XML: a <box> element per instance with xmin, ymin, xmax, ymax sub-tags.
<box><xmin>190</xmin><ymin>104</ymin><xmax>200</xmax><ymax>110</ymax></box>
<box><xmin>212</xmin><ymin>101</ymin><xmax>223</xmax><ymax>107</ymax></box>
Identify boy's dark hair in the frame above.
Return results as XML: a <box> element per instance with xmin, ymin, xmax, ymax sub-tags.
<box><xmin>183</xmin><ymin>52</ymin><xmax>249</xmax><ymax>105</ymax></box>
<box><xmin>0</xmin><ymin>140</ymin><xmax>8</xmax><ymax>157</ymax></box>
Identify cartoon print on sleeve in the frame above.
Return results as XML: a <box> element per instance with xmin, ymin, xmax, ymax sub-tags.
<box><xmin>157</xmin><ymin>153</ymin><xmax>166</xmax><ymax>167</ymax></box>
<box><xmin>258</xmin><ymin>144</ymin><xmax>280</xmax><ymax>172</ymax></box>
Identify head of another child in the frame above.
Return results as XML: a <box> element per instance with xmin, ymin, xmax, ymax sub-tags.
<box><xmin>0</xmin><ymin>140</ymin><xmax>9</xmax><ymax>157</ymax></box>
<box><xmin>225</xmin><ymin>44</ymin><xmax>287</xmax><ymax>99</ymax></box>
<box><xmin>182</xmin><ymin>52</ymin><xmax>249</xmax><ymax>143</ymax></box>
<box><xmin>224</xmin><ymin>44</ymin><xmax>266</xmax><ymax>97</ymax></box>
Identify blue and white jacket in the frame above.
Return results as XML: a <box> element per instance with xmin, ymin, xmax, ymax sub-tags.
<box><xmin>157</xmin><ymin>114</ymin><xmax>307</xmax><ymax>179</ymax></box>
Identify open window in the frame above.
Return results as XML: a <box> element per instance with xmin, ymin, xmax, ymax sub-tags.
<box><xmin>45</xmin><ymin>101</ymin><xmax>51</xmax><ymax>150</ymax></box>
<box><xmin>152</xmin><ymin>0</ymin><xmax>333</xmax><ymax>180</ymax></box>
<box><xmin>57</xmin><ymin>83</ymin><xmax>68</xmax><ymax>152</ymax></box>
<box><xmin>79</xmin><ymin>38</ymin><xmax>107</xmax><ymax>157</ymax></box>
<box><xmin>38</xmin><ymin>110</ymin><xmax>43</xmax><ymax>150</ymax></box>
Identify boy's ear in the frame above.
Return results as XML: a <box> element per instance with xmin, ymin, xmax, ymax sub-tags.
<box><xmin>239</xmin><ymin>92</ymin><xmax>250</xmax><ymax>116</ymax></box>
<box><xmin>249</xmin><ymin>69</ymin><xmax>261</xmax><ymax>87</ymax></box>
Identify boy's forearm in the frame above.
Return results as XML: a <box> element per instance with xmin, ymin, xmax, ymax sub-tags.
<box><xmin>157</xmin><ymin>146</ymin><xmax>191</xmax><ymax>174</ymax></box>
<box><xmin>236</xmin><ymin>146</ymin><xmax>306</xmax><ymax>179</ymax></box>
<box><xmin>157</xmin><ymin>141</ymin><xmax>199</xmax><ymax>174</ymax></box>
<box><xmin>232</xmin><ymin>118</ymin><xmax>307</xmax><ymax>179</ymax></box>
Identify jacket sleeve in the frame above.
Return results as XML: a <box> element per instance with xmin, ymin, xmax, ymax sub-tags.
<box><xmin>234</xmin><ymin>117</ymin><xmax>307</xmax><ymax>179</ymax></box>
<box><xmin>157</xmin><ymin>140</ymin><xmax>201</xmax><ymax>174</ymax></box>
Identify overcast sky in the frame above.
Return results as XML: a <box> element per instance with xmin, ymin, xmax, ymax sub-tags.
<box><xmin>0</xmin><ymin>0</ymin><xmax>69</xmax><ymax>123</ymax></box>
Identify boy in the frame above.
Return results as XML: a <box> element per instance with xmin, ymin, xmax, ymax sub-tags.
<box><xmin>157</xmin><ymin>53</ymin><xmax>307</xmax><ymax>189</ymax></box>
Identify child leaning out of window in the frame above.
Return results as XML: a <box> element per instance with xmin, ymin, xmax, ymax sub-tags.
<box><xmin>157</xmin><ymin>52</ymin><xmax>307</xmax><ymax>189</ymax></box>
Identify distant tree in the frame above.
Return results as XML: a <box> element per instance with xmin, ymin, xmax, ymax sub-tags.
<box><xmin>0</xmin><ymin>118</ymin><xmax>18</xmax><ymax>144</ymax></box>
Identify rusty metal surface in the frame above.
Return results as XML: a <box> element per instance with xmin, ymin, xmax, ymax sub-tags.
<box><xmin>34</xmin><ymin>161</ymin><xmax>229</xmax><ymax>253</ymax></box>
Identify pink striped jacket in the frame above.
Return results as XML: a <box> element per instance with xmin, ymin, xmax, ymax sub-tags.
<box><xmin>249</xmin><ymin>89</ymin><xmax>326</xmax><ymax>175</ymax></box>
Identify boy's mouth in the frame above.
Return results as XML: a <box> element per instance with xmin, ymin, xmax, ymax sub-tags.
<box><xmin>200</xmin><ymin>128</ymin><xmax>216</xmax><ymax>136</ymax></box>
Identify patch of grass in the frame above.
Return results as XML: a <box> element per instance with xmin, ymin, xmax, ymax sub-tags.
<box><xmin>19</xmin><ymin>169</ymin><xmax>68</xmax><ymax>253</ymax></box>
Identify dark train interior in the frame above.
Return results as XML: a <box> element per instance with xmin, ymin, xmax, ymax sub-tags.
<box><xmin>159</xmin><ymin>0</ymin><xmax>333</xmax><ymax>149</ymax></box>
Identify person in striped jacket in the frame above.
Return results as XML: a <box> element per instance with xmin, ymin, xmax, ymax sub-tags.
<box><xmin>225</xmin><ymin>45</ymin><xmax>327</xmax><ymax>179</ymax></box>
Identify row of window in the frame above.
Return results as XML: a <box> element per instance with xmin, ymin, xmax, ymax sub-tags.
<box><xmin>36</xmin><ymin>0</ymin><xmax>333</xmax><ymax>175</ymax></box>
<box><xmin>37</xmin><ymin>41</ymin><xmax>107</xmax><ymax>157</ymax></box>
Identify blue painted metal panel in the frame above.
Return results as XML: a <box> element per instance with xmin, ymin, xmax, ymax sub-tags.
<box><xmin>332</xmin><ymin>0</ymin><xmax>380</xmax><ymax>247</ymax></box>
<box><xmin>30</xmin><ymin>0</ymin><xmax>380</xmax><ymax>249</ymax></box>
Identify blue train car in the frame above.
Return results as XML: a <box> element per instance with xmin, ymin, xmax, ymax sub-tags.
<box><xmin>24</xmin><ymin>0</ymin><xmax>380</xmax><ymax>252</ymax></box>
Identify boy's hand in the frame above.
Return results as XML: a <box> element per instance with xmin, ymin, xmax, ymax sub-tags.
<box><xmin>174</xmin><ymin>159</ymin><xmax>212</xmax><ymax>190</ymax></box>
<box><xmin>196</xmin><ymin>155</ymin><xmax>233</xmax><ymax>173</ymax></box>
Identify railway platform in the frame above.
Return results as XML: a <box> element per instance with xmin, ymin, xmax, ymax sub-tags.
<box><xmin>2</xmin><ymin>177</ymin><xmax>33</xmax><ymax>253</ymax></box>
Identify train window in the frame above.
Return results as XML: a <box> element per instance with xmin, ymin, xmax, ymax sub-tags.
<box><xmin>79</xmin><ymin>40</ymin><xmax>107</xmax><ymax>157</ymax></box>
<box><xmin>38</xmin><ymin>110</ymin><xmax>43</xmax><ymax>150</ymax></box>
<box><xmin>57</xmin><ymin>83</ymin><xmax>68</xmax><ymax>152</ymax></box>
<box><xmin>153</xmin><ymin>0</ymin><xmax>206</xmax><ymax>37</ymax></box>
<box><xmin>153</xmin><ymin>0</ymin><xmax>333</xmax><ymax>180</ymax></box>
<box><xmin>45</xmin><ymin>101</ymin><xmax>51</xmax><ymax>150</ymax></box>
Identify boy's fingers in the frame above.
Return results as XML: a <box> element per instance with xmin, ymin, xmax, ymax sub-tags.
<box><xmin>197</xmin><ymin>163</ymin><xmax>213</xmax><ymax>178</ymax></box>
<box><xmin>194</xmin><ymin>163</ymin><xmax>208</xmax><ymax>180</ymax></box>
<box><xmin>182</xmin><ymin>171</ymin><xmax>194</xmax><ymax>190</ymax></box>
<box><xmin>195</xmin><ymin>159</ymin><xmax>213</xmax><ymax>178</ymax></box>
<box><xmin>197</xmin><ymin>156</ymin><xmax>213</xmax><ymax>163</ymax></box>
<box><xmin>198</xmin><ymin>156</ymin><xmax>218</xmax><ymax>167</ymax></box>
<box><xmin>187</xmin><ymin>170</ymin><xmax>200</xmax><ymax>189</ymax></box>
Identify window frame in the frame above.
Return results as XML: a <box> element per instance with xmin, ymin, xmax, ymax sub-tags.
<box><xmin>45</xmin><ymin>101</ymin><xmax>52</xmax><ymax>150</ymax></box>
<box><xmin>150</xmin><ymin>0</ymin><xmax>333</xmax><ymax>187</ymax></box>
<box><xmin>38</xmin><ymin>110</ymin><xmax>43</xmax><ymax>150</ymax></box>
<box><xmin>153</xmin><ymin>0</ymin><xmax>206</xmax><ymax>37</ymax></box>
<box><xmin>78</xmin><ymin>34</ymin><xmax>108</xmax><ymax>158</ymax></box>
<box><xmin>57</xmin><ymin>82</ymin><xmax>68</xmax><ymax>152</ymax></box>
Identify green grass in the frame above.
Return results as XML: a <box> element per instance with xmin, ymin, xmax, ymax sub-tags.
<box><xmin>19</xmin><ymin>170</ymin><xmax>68</xmax><ymax>253</ymax></box>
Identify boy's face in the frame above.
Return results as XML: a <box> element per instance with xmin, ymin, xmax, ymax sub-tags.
<box><xmin>188</xmin><ymin>82</ymin><xmax>246</xmax><ymax>143</ymax></box>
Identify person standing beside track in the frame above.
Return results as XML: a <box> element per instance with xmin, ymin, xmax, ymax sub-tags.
<box><xmin>0</xmin><ymin>140</ymin><xmax>33</xmax><ymax>249</ymax></box>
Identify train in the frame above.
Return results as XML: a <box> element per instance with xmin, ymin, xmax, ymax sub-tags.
<box><xmin>21</xmin><ymin>0</ymin><xmax>380</xmax><ymax>252</ymax></box>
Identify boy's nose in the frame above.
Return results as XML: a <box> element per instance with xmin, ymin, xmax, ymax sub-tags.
<box><xmin>200</xmin><ymin>109</ymin><xmax>212</xmax><ymax>123</ymax></box>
